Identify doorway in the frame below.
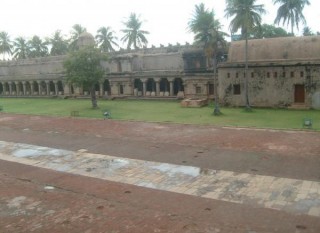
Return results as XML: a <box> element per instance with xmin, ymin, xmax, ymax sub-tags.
<box><xmin>294</xmin><ymin>84</ymin><xmax>305</xmax><ymax>103</ymax></box>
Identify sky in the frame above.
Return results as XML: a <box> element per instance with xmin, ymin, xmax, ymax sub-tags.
<box><xmin>0</xmin><ymin>0</ymin><xmax>319</xmax><ymax>49</ymax></box>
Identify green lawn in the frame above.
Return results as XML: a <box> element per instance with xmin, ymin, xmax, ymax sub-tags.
<box><xmin>0</xmin><ymin>98</ymin><xmax>319</xmax><ymax>130</ymax></box>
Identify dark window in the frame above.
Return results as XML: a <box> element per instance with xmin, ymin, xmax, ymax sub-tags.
<box><xmin>267</xmin><ymin>72</ymin><xmax>270</xmax><ymax>78</ymax></box>
<box><xmin>274</xmin><ymin>72</ymin><xmax>278</xmax><ymax>78</ymax></box>
<box><xmin>282</xmin><ymin>72</ymin><xmax>286</xmax><ymax>77</ymax></box>
<box><xmin>209</xmin><ymin>84</ymin><xmax>214</xmax><ymax>95</ymax></box>
<box><xmin>236</xmin><ymin>73</ymin><xmax>239</xmax><ymax>78</ymax></box>
<box><xmin>251</xmin><ymin>72</ymin><xmax>254</xmax><ymax>78</ymax></box>
<box><xmin>119</xmin><ymin>85</ymin><xmax>124</xmax><ymax>94</ymax></box>
<box><xmin>291</xmin><ymin>71</ymin><xmax>294</xmax><ymax>78</ymax></box>
<box><xmin>233</xmin><ymin>84</ymin><xmax>241</xmax><ymax>95</ymax></box>
<box><xmin>196</xmin><ymin>86</ymin><xmax>201</xmax><ymax>94</ymax></box>
<box><xmin>117</xmin><ymin>61</ymin><xmax>122</xmax><ymax>72</ymax></box>
<box><xmin>300</xmin><ymin>71</ymin><xmax>304</xmax><ymax>77</ymax></box>
<box><xmin>227</xmin><ymin>73</ymin><xmax>230</xmax><ymax>78</ymax></box>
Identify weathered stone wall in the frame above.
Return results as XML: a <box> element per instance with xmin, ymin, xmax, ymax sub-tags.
<box><xmin>218</xmin><ymin>62</ymin><xmax>320</xmax><ymax>108</ymax></box>
<box><xmin>0</xmin><ymin>56</ymin><xmax>65</xmax><ymax>81</ymax></box>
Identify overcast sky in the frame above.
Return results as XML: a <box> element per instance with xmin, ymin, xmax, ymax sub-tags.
<box><xmin>0</xmin><ymin>0</ymin><xmax>319</xmax><ymax>48</ymax></box>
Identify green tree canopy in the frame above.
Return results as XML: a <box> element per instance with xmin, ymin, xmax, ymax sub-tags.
<box><xmin>0</xmin><ymin>31</ymin><xmax>13</xmax><ymax>59</ymax></box>
<box><xmin>95</xmin><ymin>26</ymin><xmax>119</xmax><ymax>52</ymax></box>
<box><xmin>188</xmin><ymin>3</ymin><xmax>228</xmax><ymax>115</ymax></box>
<box><xmin>63</xmin><ymin>46</ymin><xmax>107</xmax><ymax>108</ymax></box>
<box><xmin>302</xmin><ymin>26</ymin><xmax>314</xmax><ymax>36</ymax></box>
<box><xmin>69</xmin><ymin>24</ymin><xmax>87</xmax><ymax>51</ymax></box>
<box><xmin>121</xmin><ymin>13</ymin><xmax>149</xmax><ymax>49</ymax></box>
<box><xmin>225</xmin><ymin>0</ymin><xmax>266</xmax><ymax>110</ymax></box>
<box><xmin>251</xmin><ymin>23</ymin><xmax>292</xmax><ymax>39</ymax></box>
<box><xmin>13</xmin><ymin>37</ymin><xmax>30</xmax><ymax>59</ymax></box>
<box><xmin>273</xmin><ymin>0</ymin><xmax>310</xmax><ymax>34</ymax></box>
<box><xmin>49</xmin><ymin>30</ymin><xmax>69</xmax><ymax>56</ymax></box>
<box><xmin>28</xmin><ymin>35</ymin><xmax>48</xmax><ymax>58</ymax></box>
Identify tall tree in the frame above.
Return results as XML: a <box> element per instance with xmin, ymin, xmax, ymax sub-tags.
<box><xmin>188</xmin><ymin>3</ymin><xmax>227</xmax><ymax>115</ymax></box>
<box><xmin>64</xmin><ymin>46</ymin><xmax>107</xmax><ymax>108</ymax></box>
<box><xmin>0</xmin><ymin>31</ymin><xmax>12</xmax><ymax>60</ymax></box>
<box><xmin>225</xmin><ymin>0</ymin><xmax>265</xmax><ymax>110</ymax></box>
<box><xmin>13</xmin><ymin>37</ymin><xmax>30</xmax><ymax>59</ymax></box>
<box><xmin>95</xmin><ymin>26</ymin><xmax>119</xmax><ymax>52</ymax></box>
<box><xmin>69</xmin><ymin>24</ymin><xmax>87</xmax><ymax>51</ymax></box>
<box><xmin>273</xmin><ymin>0</ymin><xmax>310</xmax><ymax>34</ymax></box>
<box><xmin>121</xmin><ymin>13</ymin><xmax>149</xmax><ymax>49</ymax></box>
<box><xmin>49</xmin><ymin>30</ymin><xmax>69</xmax><ymax>56</ymax></box>
<box><xmin>28</xmin><ymin>35</ymin><xmax>48</xmax><ymax>58</ymax></box>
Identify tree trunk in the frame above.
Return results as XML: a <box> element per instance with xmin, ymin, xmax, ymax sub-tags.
<box><xmin>213</xmin><ymin>54</ymin><xmax>221</xmax><ymax>116</ymax></box>
<box><xmin>245</xmin><ymin>33</ymin><xmax>250</xmax><ymax>111</ymax></box>
<box><xmin>90</xmin><ymin>85</ymin><xmax>98</xmax><ymax>108</ymax></box>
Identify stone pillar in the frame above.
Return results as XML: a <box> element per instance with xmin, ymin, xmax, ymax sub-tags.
<box><xmin>169</xmin><ymin>80</ymin><xmax>174</xmax><ymax>96</ymax></box>
<box><xmin>54</xmin><ymin>81</ymin><xmax>58</xmax><ymax>95</ymax></box>
<box><xmin>38</xmin><ymin>81</ymin><xmax>42</xmax><ymax>95</ymax></box>
<box><xmin>15</xmin><ymin>82</ymin><xmax>20</xmax><ymax>96</ymax></box>
<box><xmin>1</xmin><ymin>82</ymin><xmax>6</xmax><ymax>95</ymax></box>
<box><xmin>22</xmin><ymin>81</ymin><xmax>26</xmax><ymax>95</ymax></box>
<box><xmin>8</xmin><ymin>82</ymin><xmax>13</xmax><ymax>95</ymax></box>
<box><xmin>30</xmin><ymin>82</ymin><xmax>34</xmax><ymax>95</ymax></box>
<box><xmin>155</xmin><ymin>78</ymin><xmax>160</xmax><ymax>96</ymax></box>
<box><xmin>141</xmin><ymin>79</ymin><xmax>147</xmax><ymax>96</ymax></box>
<box><xmin>45</xmin><ymin>81</ymin><xmax>50</xmax><ymax>95</ymax></box>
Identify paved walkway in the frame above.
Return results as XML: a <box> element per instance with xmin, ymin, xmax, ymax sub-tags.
<box><xmin>1</xmin><ymin>140</ymin><xmax>320</xmax><ymax>218</ymax></box>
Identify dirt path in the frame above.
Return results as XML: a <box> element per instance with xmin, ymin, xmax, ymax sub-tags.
<box><xmin>1</xmin><ymin>113</ymin><xmax>320</xmax><ymax>232</ymax></box>
<box><xmin>1</xmin><ymin>113</ymin><xmax>320</xmax><ymax>181</ymax></box>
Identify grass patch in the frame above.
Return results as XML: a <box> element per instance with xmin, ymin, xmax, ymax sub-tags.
<box><xmin>0</xmin><ymin>98</ymin><xmax>319</xmax><ymax>130</ymax></box>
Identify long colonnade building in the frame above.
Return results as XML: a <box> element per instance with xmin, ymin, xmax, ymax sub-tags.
<box><xmin>0</xmin><ymin>33</ymin><xmax>320</xmax><ymax>109</ymax></box>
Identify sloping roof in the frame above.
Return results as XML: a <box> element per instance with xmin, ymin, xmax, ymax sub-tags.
<box><xmin>227</xmin><ymin>36</ymin><xmax>320</xmax><ymax>63</ymax></box>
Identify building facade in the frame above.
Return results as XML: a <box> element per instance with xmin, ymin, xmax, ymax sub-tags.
<box><xmin>218</xmin><ymin>36</ymin><xmax>320</xmax><ymax>109</ymax></box>
<box><xmin>0</xmin><ymin>34</ymin><xmax>320</xmax><ymax>109</ymax></box>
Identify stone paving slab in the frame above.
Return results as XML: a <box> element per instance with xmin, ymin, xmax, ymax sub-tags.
<box><xmin>1</xmin><ymin>140</ymin><xmax>320</xmax><ymax>217</ymax></box>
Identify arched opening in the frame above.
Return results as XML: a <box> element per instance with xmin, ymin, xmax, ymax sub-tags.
<box><xmin>40</xmin><ymin>81</ymin><xmax>46</xmax><ymax>95</ymax></box>
<box><xmin>103</xmin><ymin>79</ymin><xmax>111</xmax><ymax>95</ymax></box>
<box><xmin>4</xmin><ymin>83</ymin><xmax>10</xmax><ymax>95</ymax></box>
<box><xmin>33</xmin><ymin>81</ymin><xmax>39</xmax><ymax>94</ymax></box>
<box><xmin>0</xmin><ymin>83</ymin><xmax>3</xmax><ymax>95</ymax></box>
<box><xmin>57</xmin><ymin>81</ymin><xmax>64</xmax><ymax>93</ymax></box>
<box><xmin>133</xmin><ymin>79</ymin><xmax>142</xmax><ymax>96</ymax></box>
<box><xmin>70</xmin><ymin>84</ymin><xmax>74</xmax><ymax>95</ymax></box>
<box><xmin>11</xmin><ymin>83</ymin><xmax>17</xmax><ymax>93</ymax></box>
<box><xmin>160</xmin><ymin>78</ymin><xmax>169</xmax><ymax>92</ymax></box>
<box><xmin>119</xmin><ymin>84</ymin><xmax>124</xmax><ymax>95</ymax></box>
<box><xmin>174</xmin><ymin>78</ymin><xmax>184</xmax><ymax>95</ymax></box>
<box><xmin>18</xmin><ymin>82</ymin><xmax>23</xmax><ymax>95</ymax></box>
<box><xmin>26</xmin><ymin>82</ymin><xmax>31</xmax><ymax>95</ymax></box>
<box><xmin>146</xmin><ymin>78</ymin><xmax>155</xmax><ymax>92</ymax></box>
<box><xmin>49</xmin><ymin>81</ymin><xmax>55</xmax><ymax>94</ymax></box>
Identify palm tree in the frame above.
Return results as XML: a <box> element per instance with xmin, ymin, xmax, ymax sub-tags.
<box><xmin>28</xmin><ymin>35</ymin><xmax>48</xmax><ymax>58</ymax></box>
<box><xmin>273</xmin><ymin>0</ymin><xmax>310</xmax><ymax>34</ymax></box>
<box><xmin>121</xmin><ymin>13</ymin><xmax>149</xmax><ymax>49</ymax></box>
<box><xmin>0</xmin><ymin>31</ymin><xmax>12</xmax><ymax>60</ymax></box>
<box><xmin>302</xmin><ymin>26</ymin><xmax>314</xmax><ymax>36</ymax></box>
<box><xmin>13</xmin><ymin>37</ymin><xmax>30</xmax><ymax>59</ymax></box>
<box><xmin>49</xmin><ymin>30</ymin><xmax>69</xmax><ymax>56</ymax></box>
<box><xmin>225</xmin><ymin>0</ymin><xmax>265</xmax><ymax>110</ymax></box>
<box><xmin>188</xmin><ymin>3</ymin><xmax>228</xmax><ymax>115</ymax></box>
<box><xmin>95</xmin><ymin>26</ymin><xmax>119</xmax><ymax>52</ymax></box>
<box><xmin>69</xmin><ymin>24</ymin><xmax>87</xmax><ymax>51</ymax></box>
